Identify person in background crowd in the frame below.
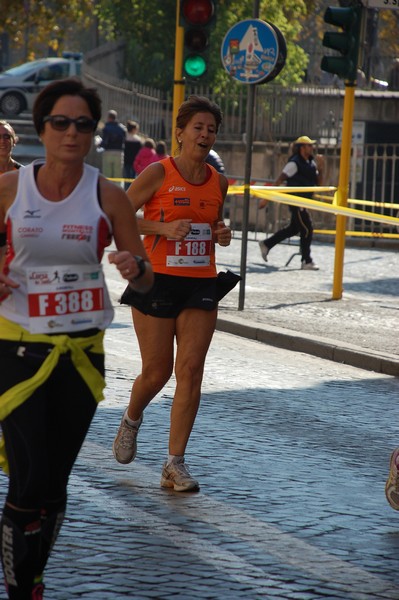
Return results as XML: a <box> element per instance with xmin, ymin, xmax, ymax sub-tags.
<box><xmin>258</xmin><ymin>135</ymin><xmax>324</xmax><ymax>270</ymax></box>
<box><xmin>133</xmin><ymin>138</ymin><xmax>158</xmax><ymax>175</ymax></box>
<box><xmin>123</xmin><ymin>120</ymin><xmax>143</xmax><ymax>190</ymax></box>
<box><xmin>0</xmin><ymin>122</ymin><xmax>23</xmax><ymax>274</ymax></box>
<box><xmin>0</xmin><ymin>121</ymin><xmax>23</xmax><ymax>176</ymax></box>
<box><xmin>112</xmin><ymin>95</ymin><xmax>240</xmax><ymax>493</ymax></box>
<box><xmin>0</xmin><ymin>77</ymin><xmax>153</xmax><ymax>599</ymax></box>
<box><xmin>99</xmin><ymin>109</ymin><xmax>126</xmax><ymax>182</ymax></box>
<box><xmin>205</xmin><ymin>148</ymin><xmax>225</xmax><ymax>174</ymax></box>
<box><xmin>155</xmin><ymin>140</ymin><xmax>169</xmax><ymax>161</ymax></box>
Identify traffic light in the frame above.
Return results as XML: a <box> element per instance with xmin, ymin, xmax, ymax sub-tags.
<box><xmin>180</xmin><ymin>0</ymin><xmax>216</xmax><ymax>80</ymax></box>
<box><xmin>321</xmin><ymin>5</ymin><xmax>362</xmax><ymax>83</ymax></box>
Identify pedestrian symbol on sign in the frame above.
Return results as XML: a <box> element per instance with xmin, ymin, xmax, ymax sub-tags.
<box><xmin>221</xmin><ymin>19</ymin><xmax>286</xmax><ymax>85</ymax></box>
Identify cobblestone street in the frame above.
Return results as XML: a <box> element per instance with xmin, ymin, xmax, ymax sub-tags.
<box><xmin>1</xmin><ymin>238</ymin><xmax>398</xmax><ymax>599</ymax></box>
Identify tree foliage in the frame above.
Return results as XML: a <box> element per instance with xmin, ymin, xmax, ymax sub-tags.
<box><xmin>0</xmin><ymin>0</ymin><xmax>96</xmax><ymax>61</ymax></box>
<box><xmin>1</xmin><ymin>0</ymin><xmax>398</xmax><ymax>88</ymax></box>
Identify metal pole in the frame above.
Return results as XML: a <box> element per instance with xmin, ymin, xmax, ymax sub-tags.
<box><xmin>238</xmin><ymin>0</ymin><xmax>260</xmax><ymax>311</ymax></box>
<box><xmin>172</xmin><ymin>0</ymin><xmax>185</xmax><ymax>156</ymax></box>
<box><xmin>332</xmin><ymin>84</ymin><xmax>355</xmax><ymax>299</ymax></box>
<box><xmin>238</xmin><ymin>84</ymin><xmax>256</xmax><ymax>310</ymax></box>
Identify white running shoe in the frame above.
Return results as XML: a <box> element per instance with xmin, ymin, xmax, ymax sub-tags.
<box><xmin>301</xmin><ymin>260</ymin><xmax>319</xmax><ymax>271</ymax></box>
<box><xmin>160</xmin><ymin>459</ymin><xmax>199</xmax><ymax>492</ymax></box>
<box><xmin>112</xmin><ymin>410</ymin><xmax>142</xmax><ymax>464</ymax></box>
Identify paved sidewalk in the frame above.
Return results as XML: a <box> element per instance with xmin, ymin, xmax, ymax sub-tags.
<box><xmin>216</xmin><ymin>236</ymin><xmax>398</xmax><ymax>376</ymax></box>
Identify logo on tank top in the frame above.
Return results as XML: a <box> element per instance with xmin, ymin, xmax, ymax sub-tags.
<box><xmin>169</xmin><ymin>185</ymin><xmax>186</xmax><ymax>192</ymax></box>
<box><xmin>24</xmin><ymin>209</ymin><xmax>41</xmax><ymax>218</ymax></box>
<box><xmin>174</xmin><ymin>197</ymin><xmax>190</xmax><ymax>206</ymax></box>
<box><xmin>62</xmin><ymin>224</ymin><xmax>93</xmax><ymax>242</ymax></box>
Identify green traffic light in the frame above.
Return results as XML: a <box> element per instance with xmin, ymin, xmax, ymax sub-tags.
<box><xmin>184</xmin><ymin>55</ymin><xmax>207</xmax><ymax>78</ymax></box>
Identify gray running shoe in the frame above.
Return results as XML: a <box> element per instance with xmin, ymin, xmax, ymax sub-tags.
<box><xmin>112</xmin><ymin>410</ymin><xmax>142</xmax><ymax>464</ymax></box>
<box><xmin>258</xmin><ymin>241</ymin><xmax>269</xmax><ymax>262</ymax></box>
<box><xmin>160</xmin><ymin>459</ymin><xmax>199</xmax><ymax>492</ymax></box>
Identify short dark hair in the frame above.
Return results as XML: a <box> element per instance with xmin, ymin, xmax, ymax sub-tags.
<box><xmin>176</xmin><ymin>95</ymin><xmax>222</xmax><ymax>133</ymax></box>
<box><xmin>156</xmin><ymin>140</ymin><xmax>167</xmax><ymax>155</ymax></box>
<box><xmin>33</xmin><ymin>77</ymin><xmax>102</xmax><ymax>135</ymax></box>
<box><xmin>127</xmin><ymin>120</ymin><xmax>138</xmax><ymax>132</ymax></box>
<box><xmin>143</xmin><ymin>138</ymin><xmax>156</xmax><ymax>149</ymax></box>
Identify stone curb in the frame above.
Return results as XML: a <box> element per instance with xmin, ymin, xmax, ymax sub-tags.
<box><xmin>217</xmin><ymin>316</ymin><xmax>399</xmax><ymax>377</ymax></box>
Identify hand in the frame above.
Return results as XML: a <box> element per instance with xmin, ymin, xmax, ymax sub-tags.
<box><xmin>315</xmin><ymin>154</ymin><xmax>325</xmax><ymax>172</ymax></box>
<box><xmin>108</xmin><ymin>251</ymin><xmax>144</xmax><ymax>282</ymax></box>
<box><xmin>0</xmin><ymin>274</ymin><xmax>19</xmax><ymax>300</ymax></box>
<box><xmin>258</xmin><ymin>198</ymin><xmax>268</xmax><ymax>210</ymax></box>
<box><xmin>162</xmin><ymin>219</ymin><xmax>192</xmax><ymax>240</ymax></box>
<box><xmin>214</xmin><ymin>221</ymin><xmax>231</xmax><ymax>246</ymax></box>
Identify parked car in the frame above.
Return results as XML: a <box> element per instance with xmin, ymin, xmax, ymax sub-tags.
<box><xmin>0</xmin><ymin>52</ymin><xmax>82</xmax><ymax>116</ymax></box>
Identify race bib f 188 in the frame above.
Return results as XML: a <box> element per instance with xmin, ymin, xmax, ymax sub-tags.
<box><xmin>166</xmin><ymin>223</ymin><xmax>211</xmax><ymax>267</ymax></box>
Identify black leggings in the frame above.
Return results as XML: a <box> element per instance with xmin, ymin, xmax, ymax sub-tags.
<box><xmin>0</xmin><ymin>340</ymin><xmax>103</xmax><ymax>598</ymax></box>
<box><xmin>264</xmin><ymin>206</ymin><xmax>313</xmax><ymax>263</ymax></box>
<box><xmin>0</xmin><ymin>341</ymin><xmax>102</xmax><ymax>507</ymax></box>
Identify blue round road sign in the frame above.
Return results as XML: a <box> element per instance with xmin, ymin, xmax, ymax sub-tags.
<box><xmin>221</xmin><ymin>19</ymin><xmax>284</xmax><ymax>84</ymax></box>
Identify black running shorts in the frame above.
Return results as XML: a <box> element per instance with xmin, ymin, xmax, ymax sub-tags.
<box><xmin>120</xmin><ymin>273</ymin><xmax>219</xmax><ymax>318</ymax></box>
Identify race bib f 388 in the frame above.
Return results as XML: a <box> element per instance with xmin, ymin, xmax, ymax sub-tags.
<box><xmin>26</xmin><ymin>264</ymin><xmax>105</xmax><ymax>333</ymax></box>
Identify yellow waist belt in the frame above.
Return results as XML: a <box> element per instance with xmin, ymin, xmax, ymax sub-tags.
<box><xmin>0</xmin><ymin>316</ymin><xmax>106</xmax><ymax>475</ymax></box>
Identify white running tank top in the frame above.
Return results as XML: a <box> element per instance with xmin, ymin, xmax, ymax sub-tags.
<box><xmin>0</xmin><ymin>160</ymin><xmax>114</xmax><ymax>333</ymax></box>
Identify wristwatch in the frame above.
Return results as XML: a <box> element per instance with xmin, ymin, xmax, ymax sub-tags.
<box><xmin>131</xmin><ymin>255</ymin><xmax>146</xmax><ymax>281</ymax></box>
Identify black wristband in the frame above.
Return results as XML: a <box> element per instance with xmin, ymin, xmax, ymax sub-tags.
<box><xmin>0</xmin><ymin>232</ymin><xmax>6</xmax><ymax>247</ymax></box>
<box><xmin>131</xmin><ymin>256</ymin><xmax>146</xmax><ymax>281</ymax></box>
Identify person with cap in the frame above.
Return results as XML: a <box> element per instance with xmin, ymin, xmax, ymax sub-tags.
<box><xmin>99</xmin><ymin>109</ymin><xmax>126</xmax><ymax>184</ymax></box>
<box><xmin>258</xmin><ymin>135</ymin><xmax>324</xmax><ymax>270</ymax></box>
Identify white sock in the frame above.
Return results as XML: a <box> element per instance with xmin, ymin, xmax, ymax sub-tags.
<box><xmin>167</xmin><ymin>454</ymin><xmax>184</xmax><ymax>465</ymax></box>
<box><xmin>124</xmin><ymin>409</ymin><xmax>141</xmax><ymax>428</ymax></box>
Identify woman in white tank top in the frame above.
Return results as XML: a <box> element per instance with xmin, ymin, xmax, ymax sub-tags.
<box><xmin>0</xmin><ymin>78</ymin><xmax>153</xmax><ymax>599</ymax></box>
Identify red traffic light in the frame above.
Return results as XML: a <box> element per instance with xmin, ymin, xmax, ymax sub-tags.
<box><xmin>181</xmin><ymin>0</ymin><xmax>214</xmax><ymax>26</ymax></box>
<box><xmin>180</xmin><ymin>0</ymin><xmax>216</xmax><ymax>80</ymax></box>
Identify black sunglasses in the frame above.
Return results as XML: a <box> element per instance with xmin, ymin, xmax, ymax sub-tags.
<box><xmin>43</xmin><ymin>115</ymin><xmax>97</xmax><ymax>134</ymax></box>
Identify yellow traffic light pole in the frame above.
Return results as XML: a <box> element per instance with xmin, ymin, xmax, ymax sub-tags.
<box><xmin>332</xmin><ymin>83</ymin><xmax>356</xmax><ymax>299</ymax></box>
<box><xmin>172</xmin><ymin>0</ymin><xmax>185</xmax><ymax>156</ymax></box>
<box><xmin>321</xmin><ymin>4</ymin><xmax>364</xmax><ymax>299</ymax></box>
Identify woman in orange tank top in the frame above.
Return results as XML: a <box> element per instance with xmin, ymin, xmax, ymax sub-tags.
<box><xmin>113</xmin><ymin>95</ymin><xmax>240</xmax><ymax>492</ymax></box>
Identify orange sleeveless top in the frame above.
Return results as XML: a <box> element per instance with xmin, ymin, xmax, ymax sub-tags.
<box><xmin>142</xmin><ymin>157</ymin><xmax>224</xmax><ymax>278</ymax></box>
